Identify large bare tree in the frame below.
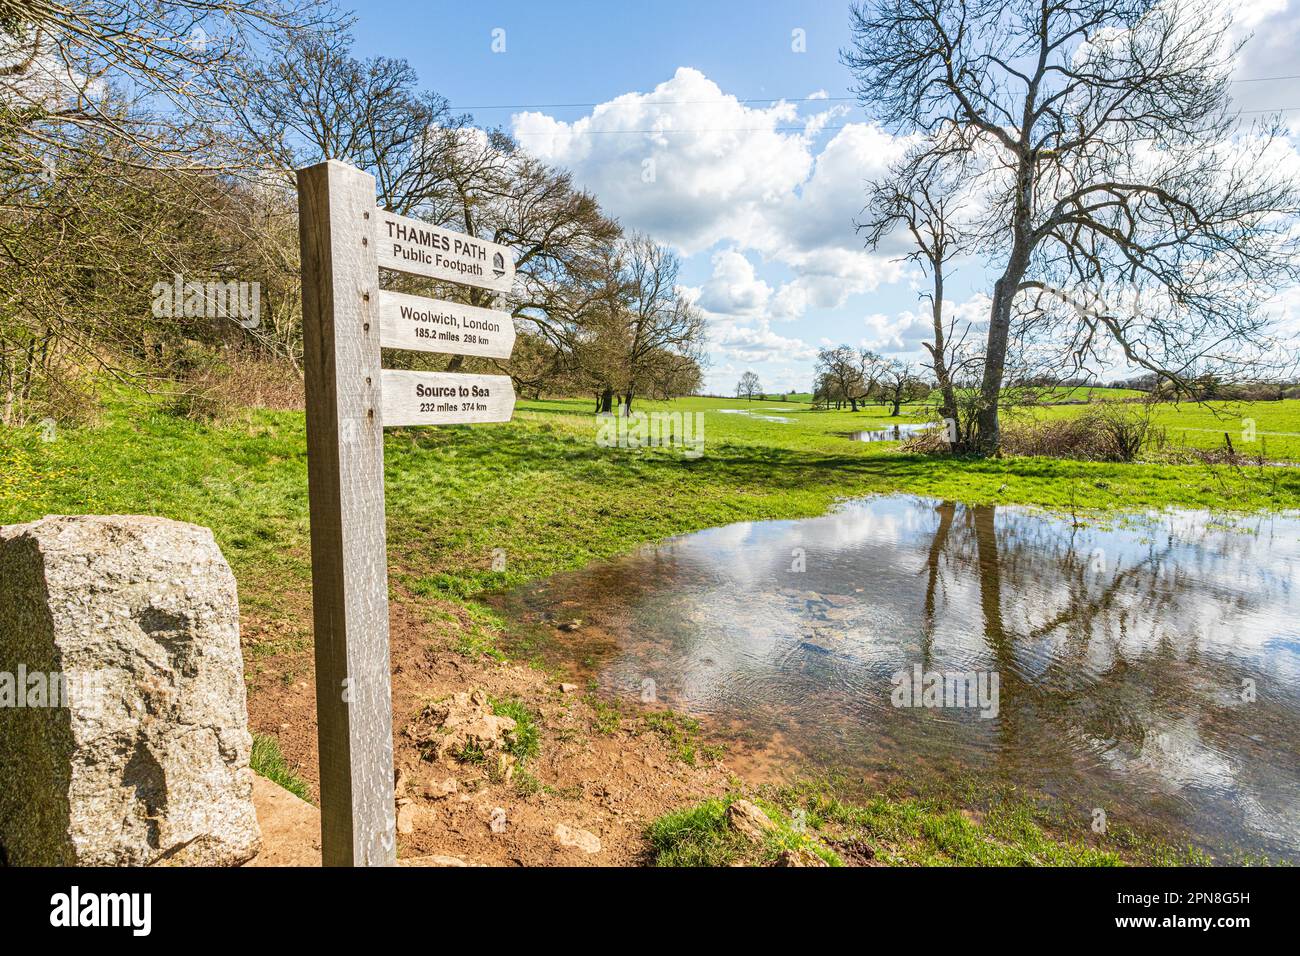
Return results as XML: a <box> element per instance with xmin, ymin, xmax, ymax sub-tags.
<box><xmin>861</xmin><ymin>151</ymin><xmax>977</xmax><ymax>440</ymax></box>
<box><xmin>845</xmin><ymin>0</ymin><xmax>1300</xmax><ymax>454</ymax></box>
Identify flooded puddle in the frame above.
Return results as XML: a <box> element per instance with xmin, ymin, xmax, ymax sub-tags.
<box><xmin>849</xmin><ymin>422</ymin><xmax>929</xmax><ymax>441</ymax></box>
<box><xmin>493</xmin><ymin>495</ymin><xmax>1300</xmax><ymax>860</ymax></box>
<box><xmin>717</xmin><ymin>408</ymin><xmax>796</xmax><ymax>423</ymax></box>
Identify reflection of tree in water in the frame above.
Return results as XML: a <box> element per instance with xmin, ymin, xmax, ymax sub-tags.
<box><xmin>499</xmin><ymin>496</ymin><xmax>1300</xmax><ymax>856</ymax></box>
<box><xmin>923</xmin><ymin>501</ymin><xmax>1283</xmax><ymax>775</ymax></box>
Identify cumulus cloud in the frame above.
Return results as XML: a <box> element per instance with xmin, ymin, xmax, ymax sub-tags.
<box><xmin>694</xmin><ymin>250</ymin><xmax>772</xmax><ymax>316</ymax></box>
<box><xmin>512</xmin><ymin>67</ymin><xmax>912</xmax><ymax>309</ymax></box>
<box><xmin>711</xmin><ymin>319</ymin><xmax>817</xmax><ymax>363</ymax></box>
<box><xmin>862</xmin><ymin>294</ymin><xmax>992</xmax><ymax>355</ymax></box>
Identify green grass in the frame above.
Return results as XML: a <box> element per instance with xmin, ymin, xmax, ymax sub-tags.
<box><xmin>1020</xmin><ymin>385</ymin><xmax>1147</xmax><ymax>404</ymax></box>
<box><xmin>2</xmin><ymin>390</ymin><xmax>1298</xmax><ymax>627</ymax></box>
<box><xmin>649</xmin><ymin>778</ymin><xmax>1210</xmax><ymax>867</ymax></box>
<box><xmin>249</xmin><ymin>733</ymin><xmax>312</xmax><ymax>803</ymax></box>
<box><xmin>489</xmin><ymin>696</ymin><xmax>541</xmax><ymax>765</ymax></box>
<box><xmin>1030</xmin><ymin>398</ymin><xmax>1300</xmax><ymax>460</ymax></box>
<box><xmin>646</xmin><ymin>795</ymin><xmax>842</xmax><ymax>867</ymax></box>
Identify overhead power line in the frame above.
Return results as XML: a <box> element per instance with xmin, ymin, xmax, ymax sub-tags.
<box><xmin>452</xmin><ymin>73</ymin><xmax>1300</xmax><ymax>113</ymax></box>
<box><xmin>508</xmin><ymin>108</ymin><xmax>1300</xmax><ymax>138</ymax></box>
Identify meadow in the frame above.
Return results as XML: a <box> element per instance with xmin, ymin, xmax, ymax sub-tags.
<box><xmin>2</xmin><ymin>390</ymin><xmax>1297</xmax><ymax>626</ymax></box>
<box><xmin>3</xmin><ymin>388</ymin><xmax>1295</xmax><ymax>865</ymax></box>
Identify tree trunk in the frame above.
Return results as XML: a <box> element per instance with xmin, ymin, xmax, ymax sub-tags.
<box><xmin>623</xmin><ymin>390</ymin><xmax>634</xmax><ymax>415</ymax></box>
<box><xmin>925</xmin><ymin>265</ymin><xmax>959</xmax><ymax>444</ymax></box>
<box><xmin>598</xmin><ymin>388</ymin><xmax>613</xmax><ymax>414</ymax></box>
<box><xmin>974</xmin><ymin>275</ymin><xmax>1016</xmax><ymax>454</ymax></box>
<box><xmin>974</xmin><ymin>161</ymin><xmax>1034</xmax><ymax>456</ymax></box>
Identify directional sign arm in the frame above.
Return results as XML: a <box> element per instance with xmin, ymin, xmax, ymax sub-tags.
<box><xmin>376</xmin><ymin>290</ymin><xmax>515</xmax><ymax>359</ymax></box>
<box><xmin>380</xmin><ymin>371</ymin><xmax>516</xmax><ymax>426</ymax></box>
<box><xmin>373</xmin><ymin>209</ymin><xmax>515</xmax><ymax>294</ymax></box>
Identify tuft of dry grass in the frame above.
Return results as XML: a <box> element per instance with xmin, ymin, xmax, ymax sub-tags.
<box><xmin>900</xmin><ymin>401</ymin><xmax>1166</xmax><ymax>463</ymax></box>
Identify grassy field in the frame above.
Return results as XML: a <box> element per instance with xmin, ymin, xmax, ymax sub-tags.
<box><xmin>1026</xmin><ymin>397</ymin><xmax>1300</xmax><ymax>460</ymax></box>
<box><xmin>2</xmin><ymin>387</ymin><xmax>1292</xmax><ymax>865</ymax></box>
<box><xmin>2</xmin><ymin>391</ymin><xmax>1298</xmax><ymax>622</ymax></box>
<box><xmin>719</xmin><ymin>384</ymin><xmax>1146</xmax><ymax>406</ymax></box>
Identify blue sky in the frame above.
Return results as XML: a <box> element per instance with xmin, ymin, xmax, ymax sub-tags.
<box><xmin>351</xmin><ymin>1</ymin><xmax>1300</xmax><ymax>394</ymax></box>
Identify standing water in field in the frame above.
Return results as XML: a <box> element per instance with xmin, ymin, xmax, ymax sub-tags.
<box><xmin>492</xmin><ymin>495</ymin><xmax>1300</xmax><ymax>861</ymax></box>
<box><xmin>849</xmin><ymin>422</ymin><xmax>930</xmax><ymax>442</ymax></box>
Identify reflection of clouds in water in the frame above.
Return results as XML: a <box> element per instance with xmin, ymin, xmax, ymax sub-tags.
<box><xmin>504</xmin><ymin>495</ymin><xmax>1300</xmax><ymax>859</ymax></box>
<box><xmin>1103</xmin><ymin>714</ymin><xmax>1237</xmax><ymax>794</ymax></box>
<box><xmin>1097</xmin><ymin>710</ymin><xmax>1300</xmax><ymax>851</ymax></box>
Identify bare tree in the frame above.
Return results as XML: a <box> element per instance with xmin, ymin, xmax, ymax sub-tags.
<box><xmin>736</xmin><ymin>370</ymin><xmax>762</xmax><ymax>400</ymax></box>
<box><xmin>0</xmin><ymin>0</ymin><xmax>330</xmax><ymax>173</ymax></box>
<box><xmin>877</xmin><ymin>358</ymin><xmax>929</xmax><ymax>416</ymax></box>
<box><xmin>845</xmin><ymin>0</ymin><xmax>1300</xmax><ymax>454</ymax></box>
<box><xmin>816</xmin><ymin>345</ymin><xmax>866</xmax><ymax>411</ymax></box>
<box><xmin>861</xmin><ymin>152</ymin><xmax>979</xmax><ymax>442</ymax></box>
<box><xmin>220</xmin><ymin>30</ymin><xmax>463</xmax><ymax>208</ymax></box>
<box><xmin>816</xmin><ymin>345</ymin><xmax>890</xmax><ymax>411</ymax></box>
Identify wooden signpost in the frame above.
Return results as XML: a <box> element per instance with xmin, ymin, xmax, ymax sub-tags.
<box><xmin>296</xmin><ymin>159</ymin><xmax>516</xmax><ymax>866</ymax></box>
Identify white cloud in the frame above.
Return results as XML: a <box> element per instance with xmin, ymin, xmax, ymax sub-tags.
<box><xmin>710</xmin><ymin>318</ymin><xmax>817</xmax><ymax>364</ymax></box>
<box><xmin>694</xmin><ymin>250</ymin><xmax>772</xmax><ymax>316</ymax></box>
<box><xmin>512</xmin><ymin>67</ymin><xmax>912</xmax><ymax>307</ymax></box>
<box><xmin>862</xmin><ymin>293</ymin><xmax>992</xmax><ymax>355</ymax></box>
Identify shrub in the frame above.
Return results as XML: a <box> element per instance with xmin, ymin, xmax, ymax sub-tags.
<box><xmin>900</xmin><ymin>400</ymin><xmax>1166</xmax><ymax>462</ymax></box>
<box><xmin>167</xmin><ymin>349</ymin><xmax>303</xmax><ymax>421</ymax></box>
<box><xmin>999</xmin><ymin>401</ymin><xmax>1165</xmax><ymax>462</ymax></box>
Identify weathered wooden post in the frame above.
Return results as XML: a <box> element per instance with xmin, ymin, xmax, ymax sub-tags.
<box><xmin>298</xmin><ymin>160</ymin><xmax>394</xmax><ymax>867</ymax></box>
<box><xmin>296</xmin><ymin>159</ymin><xmax>516</xmax><ymax>866</ymax></box>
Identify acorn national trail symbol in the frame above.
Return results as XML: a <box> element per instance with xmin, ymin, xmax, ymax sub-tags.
<box><xmin>296</xmin><ymin>160</ymin><xmax>517</xmax><ymax>866</ymax></box>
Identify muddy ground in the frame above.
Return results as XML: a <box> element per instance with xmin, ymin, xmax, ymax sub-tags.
<box><xmin>243</xmin><ymin>593</ymin><xmax>743</xmax><ymax>866</ymax></box>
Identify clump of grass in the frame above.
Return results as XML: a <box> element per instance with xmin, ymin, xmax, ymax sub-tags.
<box><xmin>587</xmin><ymin>696</ymin><xmax>623</xmax><ymax>735</ymax></box>
<box><xmin>489</xmin><ymin>696</ymin><xmax>541</xmax><ymax>764</ymax></box>
<box><xmin>647</xmin><ymin>795</ymin><xmax>841</xmax><ymax>867</ymax></box>
<box><xmin>433</xmin><ymin>602</ymin><xmax>507</xmax><ymax>661</ymax></box>
<box><xmin>250</xmin><ymin>733</ymin><xmax>312</xmax><ymax>803</ymax></box>
<box><xmin>648</xmin><ymin>799</ymin><xmax>748</xmax><ymax>866</ymax></box>
<box><xmin>641</xmin><ymin>709</ymin><xmax>705</xmax><ymax>765</ymax></box>
<box><xmin>454</xmin><ymin>740</ymin><xmax>487</xmax><ymax>765</ymax></box>
<box><xmin>513</xmin><ymin>768</ymin><xmax>543</xmax><ymax>796</ymax></box>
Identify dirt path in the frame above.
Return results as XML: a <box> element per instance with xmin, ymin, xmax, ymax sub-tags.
<box><xmin>244</xmin><ymin>595</ymin><xmax>737</xmax><ymax>866</ymax></box>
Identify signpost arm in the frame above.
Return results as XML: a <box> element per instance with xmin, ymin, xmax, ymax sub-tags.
<box><xmin>297</xmin><ymin>159</ymin><xmax>396</xmax><ymax>867</ymax></box>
